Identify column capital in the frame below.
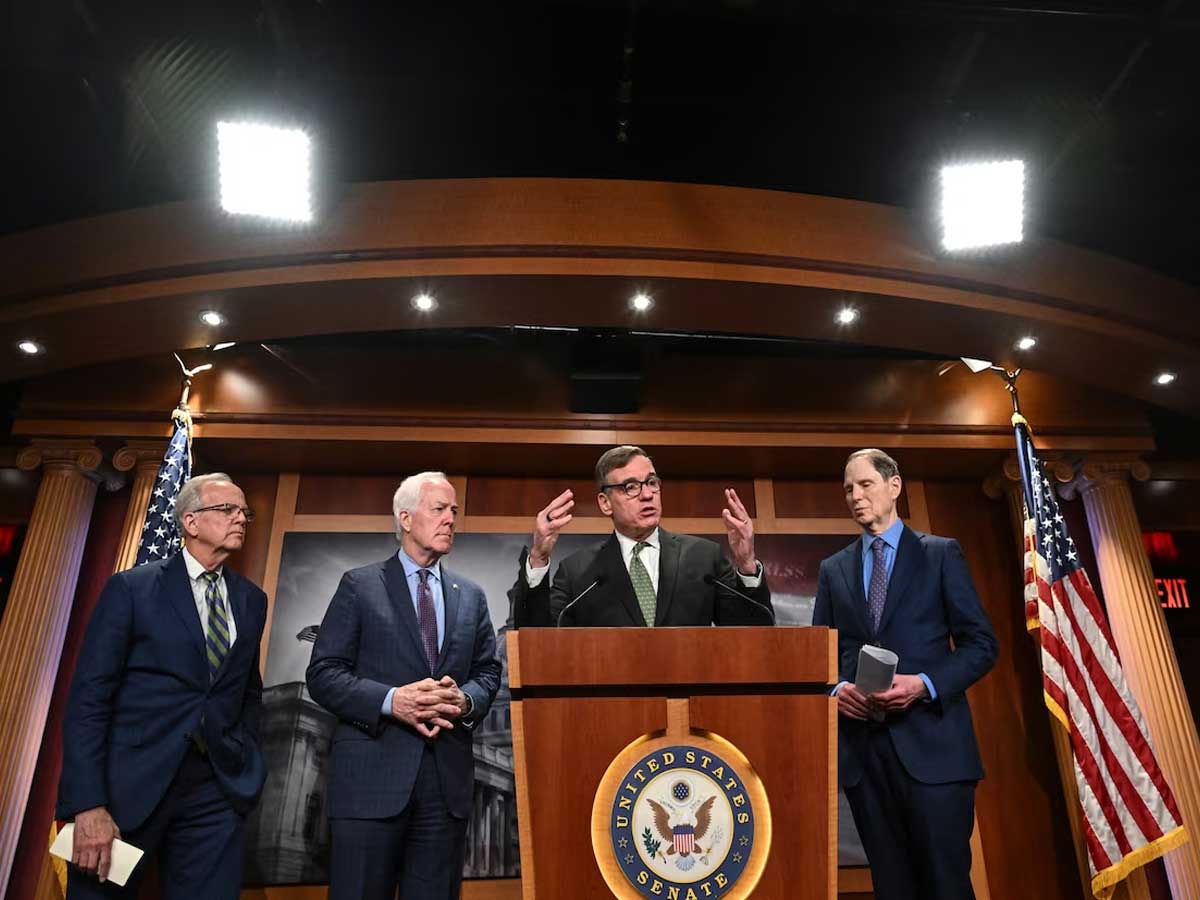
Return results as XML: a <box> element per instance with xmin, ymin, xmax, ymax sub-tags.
<box><xmin>1058</xmin><ymin>453</ymin><xmax>1151</xmax><ymax>500</ymax></box>
<box><xmin>16</xmin><ymin>440</ymin><xmax>102</xmax><ymax>474</ymax></box>
<box><xmin>982</xmin><ymin>452</ymin><xmax>1074</xmax><ymax>499</ymax></box>
<box><xmin>112</xmin><ymin>441</ymin><xmax>168</xmax><ymax>474</ymax></box>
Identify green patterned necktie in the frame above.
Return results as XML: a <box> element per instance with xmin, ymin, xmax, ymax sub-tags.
<box><xmin>201</xmin><ymin>570</ymin><xmax>230</xmax><ymax>678</ymax></box>
<box><xmin>629</xmin><ymin>541</ymin><xmax>657</xmax><ymax>627</ymax></box>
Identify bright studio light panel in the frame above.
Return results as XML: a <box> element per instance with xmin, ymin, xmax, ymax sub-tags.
<box><xmin>217</xmin><ymin>121</ymin><xmax>313</xmax><ymax>223</ymax></box>
<box><xmin>939</xmin><ymin>159</ymin><xmax>1024</xmax><ymax>252</ymax></box>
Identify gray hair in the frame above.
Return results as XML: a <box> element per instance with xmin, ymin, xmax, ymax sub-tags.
<box><xmin>595</xmin><ymin>445</ymin><xmax>652</xmax><ymax>491</ymax></box>
<box><xmin>174</xmin><ymin>472</ymin><xmax>236</xmax><ymax>532</ymax></box>
<box><xmin>392</xmin><ymin>471</ymin><xmax>451</xmax><ymax>539</ymax></box>
<box><xmin>845</xmin><ymin>448</ymin><xmax>900</xmax><ymax>482</ymax></box>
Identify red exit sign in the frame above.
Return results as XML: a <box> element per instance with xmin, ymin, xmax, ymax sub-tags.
<box><xmin>1157</xmin><ymin>578</ymin><xmax>1191</xmax><ymax>610</ymax></box>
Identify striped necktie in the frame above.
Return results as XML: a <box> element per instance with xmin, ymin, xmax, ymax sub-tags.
<box><xmin>629</xmin><ymin>541</ymin><xmax>657</xmax><ymax>627</ymax></box>
<box><xmin>201</xmin><ymin>570</ymin><xmax>230</xmax><ymax>678</ymax></box>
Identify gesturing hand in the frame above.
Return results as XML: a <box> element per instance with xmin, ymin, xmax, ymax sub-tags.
<box><xmin>73</xmin><ymin>806</ymin><xmax>120</xmax><ymax>882</ymax></box>
<box><xmin>529</xmin><ymin>489</ymin><xmax>574</xmax><ymax>569</ymax></box>
<box><xmin>721</xmin><ymin>488</ymin><xmax>757</xmax><ymax>574</ymax></box>
<box><xmin>390</xmin><ymin>677</ymin><xmax>464</xmax><ymax>738</ymax></box>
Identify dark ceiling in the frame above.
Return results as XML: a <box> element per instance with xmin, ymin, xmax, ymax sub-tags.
<box><xmin>3</xmin><ymin>0</ymin><xmax>1199</xmax><ymax>284</ymax></box>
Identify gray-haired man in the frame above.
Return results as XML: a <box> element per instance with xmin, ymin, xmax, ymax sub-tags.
<box><xmin>307</xmin><ymin>471</ymin><xmax>501</xmax><ymax>900</ymax></box>
<box><xmin>58</xmin><ymin>473</ymin><xmax>267</xmax><ymax>899</ymax></box>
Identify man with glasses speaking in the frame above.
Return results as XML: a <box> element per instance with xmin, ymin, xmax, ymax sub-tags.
<box><xmin>58</xmin><ymin>473</ymin><xmax>267</xmax><ymax>900</ymax></box>
<box><xmin>509</xmin><ymin>445</ymin><xmax>773</xmax><ymax>628</ymax></box>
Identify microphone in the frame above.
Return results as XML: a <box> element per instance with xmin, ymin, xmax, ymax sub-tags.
<box><xmin>557</xmin><ymin>574</ymin><xmax>607</xmax><ymax>627</ymax></box>
<box><xmin>704</xmin><ymin>574</ymin><xmax>776</xmax><ymax>624</ymax></box>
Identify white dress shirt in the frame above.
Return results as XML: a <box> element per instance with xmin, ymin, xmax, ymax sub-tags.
<box><xmin>181</xmin><ymin>546</ymin><xmax>237</xmax><ymax>646</ymax></box>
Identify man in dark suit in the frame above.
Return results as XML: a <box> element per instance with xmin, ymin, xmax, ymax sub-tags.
<box><xmin>307</xmin><ymin>471</ymin><xmax>501</xmax><ymax>900</ymax></box>
<box><xmin>509</xmin><ymin>445</ymin><xmax>773</xmax><ymax>627</ymax></box>
<box><xmin>813</xmin><ymin>449</ymin><xmax>998</xmax><ymax>900</ymax></box>
<box><xmin>58</xmin><ymin>473</ymin><xmax>267</xmax><ymax>899</ymax></box>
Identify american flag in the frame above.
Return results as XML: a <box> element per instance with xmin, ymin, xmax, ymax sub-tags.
<box><xmin>1016</xmin><ymin>416</ymin><xmax>1188</xmax><ymax>897</ymax></box>
<box><xmin>134</xmin><ymin>408</ymin><xmax>192</xmax><ymax>567</ymax></box>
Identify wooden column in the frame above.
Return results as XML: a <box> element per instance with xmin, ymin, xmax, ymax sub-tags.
<box><xmin>0</xmin><ymin>440</ymin><xmax>102</xmax><ymax>896</ymax></box>
<box><xmin>1067</xmin><ymin>455</ymin><xmax>1200</xmax><ymax>898</ymax></box>
<box><xmin>985</xmin><ymin>459</ymin><xmax>1152</xmax><ymax>900</ymax></box>
<box><xmin>111</xmin><ymin>441</ymin><xmax>168</xmax><ymax>574</ymax></box>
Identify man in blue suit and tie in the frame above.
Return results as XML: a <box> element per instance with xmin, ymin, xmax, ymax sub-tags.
<box><xmin>58</xmin><ymin>473</ymin><xmax>267</xmax><ymax>899</ymax></box>
<box><xmin>307</xmin><ymin>471</ymin><xmax>501</xmax><ymax>900</ymax></box>
<box><xmin>813</xmin><ymin>449</ymin><xmax>998</xmax><ymax>900</ymax></box>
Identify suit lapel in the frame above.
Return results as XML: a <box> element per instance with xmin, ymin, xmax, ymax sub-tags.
<box><xmin>599</xmin><ymin>534</ymin><xmax>646</xmax><ymax>626</ymax></box>
<box><xmin>836</xmin><ymin>539</ymin><xmax>872</xmax><ymax>639</ymax></box>
<box><xmin>383</xmin><ymin>555</ymin><xmax>433</xmax><ymax>672</ymax></box>
<box><xmin>654</xmin><ymin>529</ymin><xmax>680</xmax><ymax>626</ymax></box>
<box><xmin>878</xmin><ymin>526</ymin><xmax>925</xmax><ymax>635</ymax></box>
<box><xmin>434</xmin><ymin>568</ymin><xmax>463</xmax><ymax>673</ymax></box>
<box><xmin>164</xmin><ymin>553</ymin><xmax>206</xmax><ymax>674</ymax></box>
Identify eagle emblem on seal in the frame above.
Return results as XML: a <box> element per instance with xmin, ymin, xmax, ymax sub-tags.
<box><xmin>646</xmin><ymin>785</ymin><xmax>719</xmax><ymax>872</ymax></box>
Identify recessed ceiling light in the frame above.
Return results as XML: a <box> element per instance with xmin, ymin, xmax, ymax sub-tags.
<box><xmin>200</xmin><ymin>310</ymin><xmax>224</xmax><ymax>326</ymax></box>
<box><xmin>412</xmin><ymin>293</ymin><xmax>436</xmax><ymax>312</ymax></box>
<box><xmin>1155</xmin><ymin>372</ymin><xmax>1177</xmax><ymax>386</ymax></box>
<box><xmin>631</xmin><ymin>292</ymin><xmax>653</xmax><ymax>312</ymax></box>
<box><xmin>1016</xmin><ymin>336</ymin><xmax>1037</xmax><ymax>350</ymax></box>
<box><xmin>16</xmin><ymin>340</ymin><xmax>42</xmax><ymax>355</ymax></box>
<box><xmin>836</xmin><ymin>308</ymin><xmax>858</xmax><ymax>325</ymax></box>
<box><xmin>211</xmin><ymin>342</ymin><xmax>237</xmax><ymax>351</ymax></box>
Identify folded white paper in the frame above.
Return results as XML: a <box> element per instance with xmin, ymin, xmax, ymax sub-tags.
<box><xmin>50</xmin><ymin>823</ymin><xmax>144</xmax><ymax>888</ymax></box>
<box><xmin>855</xmin><ymin>644</ymin><xmax>899</xmax><ymax>695</ymax></box>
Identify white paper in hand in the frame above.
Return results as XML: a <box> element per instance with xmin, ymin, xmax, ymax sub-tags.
<box><xmin>50</xmin><ymin>823</ymin><xmax>145</xmax><ymax>888</ymax></box>
<box><xmin>854</xmin><ymin>645</ymin><xmax>898</xmax><ymax>695</ymax></box>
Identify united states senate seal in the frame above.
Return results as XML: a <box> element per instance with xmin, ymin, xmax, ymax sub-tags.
<box><xmin>591</xmin><ymin>731</ymin><xmax>771</xmax><ymax>900</ymax></box>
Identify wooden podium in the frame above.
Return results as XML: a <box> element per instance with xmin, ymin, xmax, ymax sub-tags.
<box><xmin>508</xmin><ymin>626</ymin><xmax>838</xmax><ymax>900</ymax></box>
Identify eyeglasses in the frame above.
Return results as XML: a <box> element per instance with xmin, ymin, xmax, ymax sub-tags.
<box><xmin>600</xmin><ymin>475</ymin><xmax>663</xmax><ymax>498</ymax></box>
<box><xmin>191</xmin><ymin>503</ymin><xmax>256</xmax><ymax>523</ymax></box>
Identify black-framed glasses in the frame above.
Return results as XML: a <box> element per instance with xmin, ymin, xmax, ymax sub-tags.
<box><xmin>600</xmin><ymin>475</ymin><xmax>663</xmax><ymax>498</ymax></box>
<box><xmin>192</xmin><ymin>503</ymin><xmax>256</xmax><ymax>523</ymax></box>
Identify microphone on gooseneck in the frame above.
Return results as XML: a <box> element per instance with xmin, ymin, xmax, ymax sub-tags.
<box><xmin>704</xmin><ymin>573</ymin><xmax>776</xmax><ymax>624</ymax></box>
<box><xmin>556</xmin><ymin>574</ymin><xmax>608</xmax><ymax>627</ymax></box>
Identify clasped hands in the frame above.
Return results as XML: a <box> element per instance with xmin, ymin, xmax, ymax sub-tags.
<box><xmin>391</xmin><ymin>675</ymin><xmax>469</xmax><ymax>738</ymax></box>
<box><xmin>837</xmin><ymin>674</ymin><xmax>928</xmax><ymax>721</ymax></box>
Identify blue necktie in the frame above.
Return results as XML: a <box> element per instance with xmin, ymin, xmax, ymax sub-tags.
<box><xmin>868</xmin><ymin>537</ymin><xmax>888</xmax><ymax>633</ymax></box>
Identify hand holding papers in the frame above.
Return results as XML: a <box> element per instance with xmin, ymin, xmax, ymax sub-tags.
<box><xmin>855</xmin><ymin>645</ymin><xmax>899</xmax><ymax>722</ymax></box>
<box><xmin>855</xmin><ymin>645</ymin><xmax>898</xmax><ymax>694</ymax></box>
<box><xmin>50</xmin><ymin>823</ymin><xmax>144</xmax><ymax>887</ymax></box>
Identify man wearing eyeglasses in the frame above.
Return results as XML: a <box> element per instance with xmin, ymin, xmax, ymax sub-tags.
<box><xmin>58</xmin><ymin>473</ymin><xmax>267</xmax><ymax>900</ymax></box>
<box><xmin>509</xmin><ymin>445</ymin><xmax>773</xmax><ymax>627</ymax></box>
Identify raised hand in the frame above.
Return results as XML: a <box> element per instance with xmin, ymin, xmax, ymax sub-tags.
<box><xmin>720</xmin><ymin>488</ymin><xmax>757</xmax><ymax>574</ymax></box>
<box><xmin>529</xmin><ymin>489</ymin><xmax>575</xmax><ymax>568</ymax></box>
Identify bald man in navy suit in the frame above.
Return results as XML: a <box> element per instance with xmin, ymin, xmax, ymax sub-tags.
<box><xmin>813</xmin><ymin>449</ymin><xmax>997</xmax><ymax>900</ymax></box>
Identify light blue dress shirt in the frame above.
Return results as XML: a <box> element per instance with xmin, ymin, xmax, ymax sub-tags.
<box><xmin>381</xmin><ymin>549</ymin><xmax>448</xmax><ymax>716</ymax></box>
<box><xmin>834</xmin><ymin>518</ymin><xmax>937</xmax><ymax>702</ymax></box>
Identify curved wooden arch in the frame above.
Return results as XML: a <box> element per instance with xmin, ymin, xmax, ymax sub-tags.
<box><xmin>2</xmin><ymin>178</ymin><xmax>1196</xmax><ymax>412</ymax></box>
